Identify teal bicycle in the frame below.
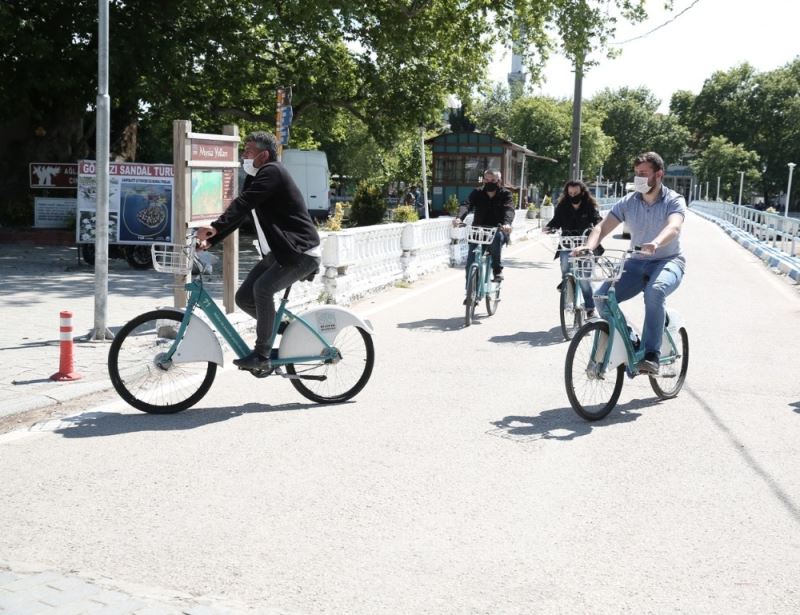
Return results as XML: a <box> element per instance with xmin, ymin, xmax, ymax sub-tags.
<box><xmin>564</xmin><ymin>249</ymin><xmax>689</xmax><ymax>421</ymax></box>
<box><xmin>463</xmin><ymin>225</ymin><xmax>502</xmax><ymax>327</ymax></box>
<box><xmin>108</xmin><ymin>238</ymin><xmax>375</xmax><ymax>413</ymax></box>
<box><xmin>547</xmin><ymin>228</ymin><xmax>591</xmax><ymax>340</ymax></box>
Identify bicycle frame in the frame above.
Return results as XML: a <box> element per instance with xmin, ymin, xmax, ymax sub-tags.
<box><xmin>469</xmin><ymin>243</ymin><xmax>494</xmax><ymax>300</ymax></box>
<box><xmin>591</xmin><ymin>285</ymin><xmax>680</xmax><ymax>375</ymax></box>
<box><xmin>160</xmin><ymin>279</ymin><xmax>338</xmax><ymax>368</ymax></box>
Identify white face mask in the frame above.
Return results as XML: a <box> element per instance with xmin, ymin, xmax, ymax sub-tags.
<box><xmin>242</xmin><ymin>158</ymin><xmax>257</xmax><ymax>176</ymax></box>
<box><xmin>633</xmin><ymin>175</ymin><xmax>651</xmax><ymax>194</ymax></box>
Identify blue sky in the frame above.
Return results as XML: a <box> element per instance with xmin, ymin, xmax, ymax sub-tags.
<box><xmin>489</xmin><ymin>0</ymin><xmax>800</xmax><ymax>112</ymax></box>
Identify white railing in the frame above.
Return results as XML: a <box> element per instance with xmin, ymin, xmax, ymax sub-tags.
<box><xmin>283</xmin><ymin>215</ymin><xmax>541</xmax><ymax>305</ymax></box>
<box><xmin>691</xmin><ymin>200</ymin><xmax>800</xmax><ymax>281</ymax></box>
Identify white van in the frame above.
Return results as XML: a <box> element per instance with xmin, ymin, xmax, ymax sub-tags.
<box><xmin>281</xmin><ymin>149</ymin><xmax>330</xmax><ymax>219</ymax></box>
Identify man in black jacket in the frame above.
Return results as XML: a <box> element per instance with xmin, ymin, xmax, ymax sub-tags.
<box><xmin>453</xmin><ymin>169</ymin><xmax>514</xmax><ymax>284</ymax></box>
<box><xmin>197</xmin><ymin>131</ymin><xmax>321</xmax><ymax>371</ymax></box>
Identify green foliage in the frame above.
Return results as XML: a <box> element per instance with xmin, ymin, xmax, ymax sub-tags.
<box><xmin>349</xmin><ymin>182</ymin><xmax>386</xmax><ymax>227</ymax></box>
<box><xmin>689</xmin><ymin>136</ymin><xmax>761</xmax><ymax>202</ymax></box>
<box><xmin>392</xmin><ymin>205</ymin><xmax>419</xmax><ymax>223</ymax></box>
<box><xmin>444</xmin><ymin>194</ymin><xmax>460</xmax><ymax>216</ymax></box>
<box><xmin>673</xmin><ymin>59</ymin><xmax>800</xmax><ymax>203</ymax></box>
<box><xmin>587</xmin><ymin>86</ymin><xmax>689</xmax><ymax>183</ymax></box>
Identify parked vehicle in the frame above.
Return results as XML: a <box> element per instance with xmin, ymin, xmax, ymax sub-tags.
<box><xmin>282</xmin><ymin>149</ymin><xmax>330</xmax><ymax>220</ymax></box>
<box><xmin>79</xmin><ymin>243</ymin><xmax>153</xmax><ymax>269</ymax></box>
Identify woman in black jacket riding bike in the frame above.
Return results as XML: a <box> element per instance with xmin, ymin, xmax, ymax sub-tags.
<box><xmin>544</xmin><ymin>180</ymin><xmax>603</xmax><ymax>316</ymax></box>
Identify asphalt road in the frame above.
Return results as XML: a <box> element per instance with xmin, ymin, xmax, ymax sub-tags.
<box><xmin>1</xmin><ymin>213</ymin><xmax>799</xmax><ymax>614</ymax></box>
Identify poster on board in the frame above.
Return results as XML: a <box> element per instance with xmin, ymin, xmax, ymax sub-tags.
<box><xmin>77</xmin><ymin>161</ymin><xmax>173</xmax><ymax>244</ymax></box>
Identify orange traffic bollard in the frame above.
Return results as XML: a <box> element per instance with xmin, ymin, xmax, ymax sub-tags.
<box><xmin>50</xmin><ymin>310</ymin><xmax>82</xmax><ymax>381</ymax></box>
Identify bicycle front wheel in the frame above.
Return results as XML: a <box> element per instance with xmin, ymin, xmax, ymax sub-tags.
<box><xmin>565</xmin><ymin>321</ymin><xmax>624</xmax><ymax>420</ymax></box>
<box><xmin>464</xmin><ymin>265</ymin><xmax>479</xmax><ymax>327</ymax></box>
<box><xmin>108</xmin><ymin>310</ymin><xmax>217</xmax><ymax>413</ymax></box>
<box><xmin>649</xmin><ymin>327</ymin><xmax>689</xmax><ymax>399</ymax></box>
<box><xmin>287</xmin><ymin>326</ymin><xmax>375</xmax><ymax>403</ymax></box>
<box><xmin>559</xmin><ymin>275</ymin><xmax>583</xmax><ymax>340</ymax></box>
<box><xmin>485</xmin><ymin>278</ymin><xmax>500</xmax><ymax>316</ymax></box>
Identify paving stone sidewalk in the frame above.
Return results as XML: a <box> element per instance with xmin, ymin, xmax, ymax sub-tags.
<box><xmin>0</xmin><ymin>241</ymin><xmax>259</xmax><ymax>423</ymax></box>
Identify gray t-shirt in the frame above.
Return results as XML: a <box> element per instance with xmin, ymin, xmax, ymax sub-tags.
<box><xmin>610</xmin><ymin>185</ymin><xmax>686</xmax><ymax>260</ymax></box>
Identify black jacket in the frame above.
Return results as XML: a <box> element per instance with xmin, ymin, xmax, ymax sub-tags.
<box><xmin>209</xmin><ymin>161</ymin><xmax>320</xmax><ymax>265</ymax></box>
<box><xmin>545</xmin><ymin>201</ymin><xmax>603</xmax><ymax>259</ymax></box>
<box><xmin>457</xmin><ymin>187</ymin><xmax>515</xmax><ymax>227</ymax></box>
<box><xmin>545</xmin><ymin>201</ymin><xmax>602</xmax><ymax>235</ymax></box>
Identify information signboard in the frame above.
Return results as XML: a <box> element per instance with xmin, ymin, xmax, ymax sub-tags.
<box><xmin>76</xmin><ymin>161</ymin><xmax>173</xmax><ymax>245</ymax></box>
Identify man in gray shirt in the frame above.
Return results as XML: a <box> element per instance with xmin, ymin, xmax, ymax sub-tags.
<box><xmin>581</xmin><ymin>151</ymin><xmax>686</xmax><ymax>375</ymax></box>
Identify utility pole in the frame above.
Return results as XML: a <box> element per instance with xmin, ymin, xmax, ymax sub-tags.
<box><xmin>92</xmin><ymin>0</ymin><xmax>112</xmax><ymax>341</ymax></box>
<box><xmin>420</xmin><ymin>126</ymin><xmax>429</xmax><ymax>219</ymax></box>
<box><xmin>569</xmin><ymin>57</ymin><xmax>584</xmax><ymax>181</ymax></box>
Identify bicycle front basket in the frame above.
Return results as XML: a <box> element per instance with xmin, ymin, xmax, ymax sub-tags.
<box><xmin>466</xmin><ymin>225</ymin><xmax>497</xmax><ymax>245</ymax></box>
<box><xmin>571</xmin><ymin>252</ymin><xmax>626</xmax><ymax>282</ymax></box>
<box><xmin>151</xmin><ymin>243</ymin><xmax>194</xmax><ymax>275</ymax></box>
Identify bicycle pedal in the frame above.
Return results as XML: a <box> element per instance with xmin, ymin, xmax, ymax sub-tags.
<box><xmin>246</xmin><ymin>366</ymin><xmax>274</xmax><ymax>378</ymax></box>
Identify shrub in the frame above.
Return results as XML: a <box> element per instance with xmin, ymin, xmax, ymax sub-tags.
<box><xmin>392</xmin><ymin>205</ymin><xmax>419</xmax><ymax>223</ymax></box>
<box><xmin>444</xmin><ymin>194</ymin><xmax>460</xmax><ymax>216</ymax></box>
<box><xmin>322</xmin><ymin>202</ymin><xmax>345</xmax><ymax>232</ymax></box>
<box><xmin>349</xmin><ymin>181</ymin><xmax>386</xmax><ymax>226</ymax></box>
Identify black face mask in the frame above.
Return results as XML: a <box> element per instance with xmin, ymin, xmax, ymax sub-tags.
<box><xmin>483</xmin><ymin>182</ymin><xmax>499</xmax><ymax>192</ymax></box>
<box><xmin>570</xmin><ymin>195</ymin><xmax>582</xmax><ymax>205</ymax></box>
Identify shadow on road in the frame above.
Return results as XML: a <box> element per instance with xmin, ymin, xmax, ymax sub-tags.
<box><xmin>489</xmin><ymin>398</ymin><xmax>658</xmax><ymax>442</ymax></box>
<box><xmin>489</xmin><ymin>327</ymin><xmax>564</xmax><ymax>347</ymax></box>
<box><xmin>397</xmin><ymin>317</ymin><xmax>465</xmax><ymax>332</ymax></box>
<box><xmin>504</xmin><ymin>259</ymin><xmax>549</xmax><ymax>270</ymax></box>
<box><xmin>790</xmin><ymin>401</ymin><xmax>800</xmax><ymax>414</ymax></box>
<box><xmin>51</xmin><ymin>400</ymin><xmax>349</xmax><ymax>438</ymax></box>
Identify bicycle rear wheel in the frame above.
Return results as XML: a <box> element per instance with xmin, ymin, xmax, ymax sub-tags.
<box><xmin>287</xmin><ymin>326</ymin><xmax>374</xmax><ymax>403</ymax></box>
<box><xmin>464</xmin><ymin>265</ymin><xmax>479</xmax><ymax>327</ymax></box>
<box><xmin>565</xmin><ymin>321</ymin><xmax>624</xmax><ymax>420</ymax></box>
<box><xmin>108</xmin><ymin>309</ymin><xmax>217</xmax><ymax>413</ymax></box>
<box><xmin>649</xmin><ymin>327</ymin><xmax>689</xmax><ymax>399</ymax></box>
<box><xmin>559</xmin><ymin>275</ymin><xmax>583</xmax><ymax>340</ymax></box>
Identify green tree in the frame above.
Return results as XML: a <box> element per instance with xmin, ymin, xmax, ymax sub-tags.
<box><xmin>588</xmin><ymin>87</ymin><xmax>689</xmax><ymax>187</ymax></box>
<box><xmin>689</xmin><ymin>136</ymin><xmax>761</xmax><ymax>202</ymax></box>
<box><xmin>677</xmin><ymin>60</ymin><xmax>800</xmax><ymax>204</ymax></box>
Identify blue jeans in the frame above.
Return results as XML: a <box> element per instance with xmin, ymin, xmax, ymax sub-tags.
<box><xmin>236</xmin><ymin>252</ymin><xmax>321</xmax><ymax>356</ymax></box>
<box><xmin>465</xmin><ymin>230</ymin><xmax>506</xmax><ymax>283</ymax></box>
<box><xmin>595</xmin><ymin>256</ymin><xmax>685</xmax><ymax>358</ymax></box>
<box><xmin>559</xmin><ymin>250</ymin><xmax>595</xmax><ymax>310</ymax></box>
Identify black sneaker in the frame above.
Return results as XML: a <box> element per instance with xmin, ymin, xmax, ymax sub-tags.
<box><xmin>636</xmin><ymin>353</ymin><xmax>660</xmax><ymax>375</ymax></box>
<box><xmin>585</xmin><ymin>309</ymin><xmax>595</xmax><ymax>319</ymax></box>
<box><xmin>233</xmin><ymin>351</ymin><xmax>271</xmax><ymax>371</ymax></box>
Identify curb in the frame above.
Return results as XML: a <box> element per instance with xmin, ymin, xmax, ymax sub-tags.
<box><xmin>1</xmin><ymin>313</ymin><xmax>258</xmax><ymax>422</ymax></box>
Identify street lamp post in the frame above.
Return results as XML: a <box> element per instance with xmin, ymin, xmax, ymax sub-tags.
<box><xmin>786</xmin><ymin>162</ymin><xmax>796</xmax><ymax>217</ymax></box>
<box><xmin>738</xmin><ymin>171</ymin><xmax>744</xmax><ymax>205</ymax></box>
<box><xmin>716</xmin><ymin>176</ymin><xmax>720</xmax><ymax>201</ymax></box>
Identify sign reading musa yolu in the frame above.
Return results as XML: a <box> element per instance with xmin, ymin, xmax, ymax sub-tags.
<box><xmin>186</xmin><ymin>134</ymin><xmax>240</xmax><ymax>223</ymax></box>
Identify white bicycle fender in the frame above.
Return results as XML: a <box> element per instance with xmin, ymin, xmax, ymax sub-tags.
<box><xmin>665</xmin><ymin>307</ymin><xmax>685</xmax><ymax>333</ymax></box>
<box><xmin>171</xmin><ymin>314</ymin><xmax>224</xmax><ymax>366</ymax></box>
<box><xmin>279</xmin><ymin>306</ymin><xmax>374</xmax><ymax>359</ymax></box>
<box><xmin>606</xmin><ymin>327</ymin><xmax>629</xmax><ymax>368</ymax></box>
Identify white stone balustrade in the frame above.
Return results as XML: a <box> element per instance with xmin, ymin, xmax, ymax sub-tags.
<box><xmin>280</xmin><ymin>216</ymin><xmax>543</xmax><ymax>305</ymax></box>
